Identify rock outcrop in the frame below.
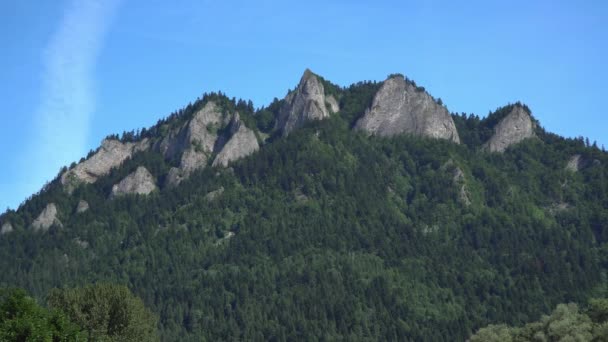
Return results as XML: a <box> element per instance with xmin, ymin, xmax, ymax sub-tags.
<box><xmin>61</xmin><ymin>138</ymin><xmax>149</xmax><ymax>189</ymax></box>
<box><xmin>111</xmin><ymin>166</ymin><xmax>157</xmax><ymax>197</ymax></box>
<box><xmin>212</xmin><ymin>113</ymin><xmax>260</xmax><ymax>167</ymax></box>
<box><xmin>32</xmin><ymin>203</ymin><xmax>62</xmax><ymax>232</ymax></box>
<box><xmin>76</xmin><ymin>200</ymin><xmax>89</xmax><ymax>213</ymax></box>
<box><xmin>326</xmin><ymin>95</ymin><xmax>340</xmax><ymax>113</ymax></box>
<box><xmin>483</xmin><ymin>105</ymin><xmax>535</xmax><ymax>153</ymax></box>
<box><xmin>157</xmin><ymin>101</ymin><xmax>225</xmax><ymax>163</ymax></box>
<box><xmin>354</xmin><ymin>75</ymin><xmax>460</xmax><ymax>143</ymax></box>
<box><xmin>205</xmin><ymin>187</ymin><xmax>225</xmax><ymax>202</ymax></box>
<box><xmin>1</xmin><ymin>222</ymin><xmax>13</xmax><ymax>235</ymax></box>
<box><xmin>276</xmin><ymin>69</ymin><xmax>337</xmax><ymax>136</ymax></box>
<box><xmin>565</xmin><ymin>154</ymin><xmax>587</xmax><ymax>172</ymax></box>
<box><xmin>160</xmin><ymin>101</ymin><xmax>230</xmax><ymax>186</ymax></box>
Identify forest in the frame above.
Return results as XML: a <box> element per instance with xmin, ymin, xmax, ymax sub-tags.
<box><xmin>1</xmin><ymin>76</ymin><xmax>607</xmax><ymax>341</ymax></box>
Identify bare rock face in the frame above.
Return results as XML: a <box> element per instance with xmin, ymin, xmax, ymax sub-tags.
<box><xmin>276</xmin><ymin>69</ymin><xmax>336</xmax><ymax>136</ymax></box>
<box><xmin>1</xmin><ymin>222</ymin><xmax>13</xmax><ymax>235</ymax></box>
<box><xmin>565</xmin><ymin>154</ymin><xmax>588</xmax><ymax>172</ymax></box>
<box><xmin>164</xmin><ymin>167</ymin><xmax>184</xmax><ymax>188</ymax></box>
<box><xmin>32</xmin><ymin>203</ymin><xmax>62</xmax><ymax>232</ymax></box>
<box><xmin>159</xmin><ymin>102</ymin><xmax>229</xmax><ymax>186</ymax></box>
<box><xmin>61</xmin><ymin>138</ymin><xmax>150</xmax><ymax>189</ymax></box>
<box><xmin>205</xmin><ymin>187</ymin><xmax>225</xmax><ymax>202</ymax></box>
<box><xmin>76</xmin><ymin>200</ymin><xmax>89</xmax><ymax>213</ymax></box>
<box><xmin>111</xmin><ymin>166</ymin><xmax>157</xmax><ymax>197</ymax></box>
<box><xmin>212</xmin><ymin>113</ymin><xmax>260</xmax><ymax>167</ymax></box>
<box><xmin>326</xmin><ymin>95</ymin><xmax>340</xmax><ymax>113</ymax></box>
<box><xmin>483</xmin><ymin>105</ymin><xmax>535</xmax><ymax>153</ymax></box>
<box><xmin>354</xmin><ymin>75</ymin><xmax>460</xmax><ymax>143</ymax></box>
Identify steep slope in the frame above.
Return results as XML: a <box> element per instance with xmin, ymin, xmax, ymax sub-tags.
<box><xmin>31</xmin><ymin>203</ymin><xmax>61</xmax><ymax>231</ymax></box>
<box><xmin>276</xmin><ymin>69</ymin><xmax>339</xmax><ymax>135</ymax></box>
<box><xmin>212</xmin><ymin>113</ymin><xmax>259</xmax><ymax>167</ymax></box>
<box><xmin>355</xmin><ymin>75</ymin><xmax>460</xmax><ymax>143</ymax></box>
<box><xmin>110</xmin><ymin>166</ymin><xmax>157</xmax><ymax>197</ymax></box>
<box><xmin>61</xmin><ymin>138</ymin><xmax>150</xmax><ymax>191</ymax></box>
<box><xmin>0</xmin><ymin>71</ymin><xmax>606</xmax><ymax>341</ymax></box>
<box><xmin>483</xmin><ymin>104</ymin><xmax>536</xmax><ymax>152</ymax></box>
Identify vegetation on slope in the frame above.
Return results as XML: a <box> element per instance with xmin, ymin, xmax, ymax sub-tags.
<box><xmin>0</xmin><ymin>79</ymin><xmax>607</xmax><ymax>341</ymax></box>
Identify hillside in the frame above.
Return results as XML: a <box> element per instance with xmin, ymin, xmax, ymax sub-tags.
<box><xmin>1</xmin><ymin>70</ymin><xmax>607</xmax><ymax>341</ymax></box>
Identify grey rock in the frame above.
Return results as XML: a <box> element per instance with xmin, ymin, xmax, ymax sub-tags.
<box><xmin>354</xmin><ymin>75</ymin><xmax>460</xmax><ymax>143</ymax></box>
<box><xmin>326</xmin><ymin>95</ymin><xmax>340</xmax><ymax>113</ymax></box>
<box><xmin>76</xmin><ymin>200</ymin><xmax>89</xmax><ymax>213</ymax></box>
<box><xmin>483</xmin><ymin>105</ymin><xmax>535</xmax><ymax>153</ymax></box>
<box><xmin>164</xmin><ymin>167</ymin><xmax>184</xmax><ymax>188</ymax></box>
<box><xmin>205</xmin><ymin>187</ymin><xmax>224</xmax><ymax>202</ymax></box>
<box><xmin>157</xmin><ymin>101</ymin><xmax>224</xmax><ymax>161</ymax></box>
<box><xmin>1</xmin><ymin>222</ymin><xmax>13</xmax><ymax>235</ymax></box>
<box><xmin>276</xmin><ymin>69</ymin><xmax>335</xmax><ymax>136</ymax></box>
<box><xmin>32</xmin><ymin>203</ymin><xmax>62</xmax><ymax>232</ymax></box>
<box><xmin>61</xmin><ymin>138</ymin><xmax>150</xmax><ymax>189</ymax></box>
<box><xmin>158</xmin><ymin>101</ymin><xmax>228</xmax><ymax>186</ymax></box>
<box><xmin>565</xmin><ymin>154</ymin><xmax>588</xmax><ymax>172</ymax></box>
<box><xmin>111</xmin><ymin>166</ymin><xmax>157</xmax><ymax>197</ymax></box>
<box><xmin>212</xmin><ymin>113</ymin><xmax>260</xmax><ymax>167</ymax></box>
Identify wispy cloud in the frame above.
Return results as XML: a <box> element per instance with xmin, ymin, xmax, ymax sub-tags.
<box><xmin>20</xmin><ymin>0</ymin><xmax>120</xmax><ymax>202</ymax></box>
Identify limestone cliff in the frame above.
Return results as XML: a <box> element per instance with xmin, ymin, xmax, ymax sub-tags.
<box><xmin>61</xmin><ymin>138</ymin><xmax>149</xmax><ymax>189</ymax></box>
<box><xmin>212</xmin><ymin>113</ymin><xmax>260</xmax><ymax>167</ymax></box>
<box><xmin>483</xmin><ymin>105</ymin><xmax>535</xmax><ymax>153</ymax></box>
<box><xmin>276</xmin><ymin>69</ymin><xmax>337</xmax><ymax>136</ymax></box>
<box><xmin>354</xmin><ymin>75</ymin><xmax>460</xmax><ymax>143</ymax></box>
<box><xmin>160</xmin><ymin>101</ymin><xmax>230</xmax><ymax>186</ymax></box>
<box><xmin>32</xmin><ymin>203</ymin><xmax>62</xmax><ymax>232</ymax></box>
<box><xmin>111</xmin><ymin>166</ymin><xmax>157</xmax><ymax>197</ymax></box>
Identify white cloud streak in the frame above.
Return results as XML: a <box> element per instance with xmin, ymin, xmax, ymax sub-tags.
<box><xmin>22</xmin><ymin>0</ymin><xmax>120</xmax><ymax>197</ymax></box>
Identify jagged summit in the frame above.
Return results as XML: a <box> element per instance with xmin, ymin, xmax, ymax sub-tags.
<box><xmin>355</xmin><ymin>74</ymin><xmax>460</xmax><ymax>143</ymax></box>
<box><xmin>275</xmin><ymin>69</ymin><xmax>339</xmax><ymax>136</ymax></box>
<box><xmin>483</xmin><ymin>103</ymin><xmax>536</xmax><ymax>153</ymax></box>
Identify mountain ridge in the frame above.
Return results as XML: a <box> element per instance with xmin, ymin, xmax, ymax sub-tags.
<box><xmin>20</xmin><ymin>69</ymin><xmax>543</xmax><ymax>211</ymax></box>
<box><xmin>0</xmin><ymin>69</ymin><xmax>606</xmax><ymax>341</ymax></box>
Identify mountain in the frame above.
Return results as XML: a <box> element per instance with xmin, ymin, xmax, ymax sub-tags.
<box><xmin>355</xmin><ymin>74</ymin><xmax>460</xmax><ymax>143</ymax></box>
<box><xmin>1</xmin><ymin>69</ymin><xmax>607</xmax><ymax>341</ymax></box>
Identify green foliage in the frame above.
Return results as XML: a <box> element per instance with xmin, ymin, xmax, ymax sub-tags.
<box><xmin>472</xmin><ymin>300</ymin><xmax>608</xmax><ymax>341</ymax></box>
<box><xmin>47</xmin><ymin>284</ymin><xmax>158</xmax><ymax>342</ymax></box>
<box><xmin>0</xmin><ymin>288</ymin><xmax>81</xmax><ymax>341</ymax></box>
<box><xmin>0</xmin><ymin>80</ymin><xmax>607</xmax><ymax>340</ymax></box>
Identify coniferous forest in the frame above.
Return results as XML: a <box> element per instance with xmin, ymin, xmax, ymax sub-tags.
<box><xmin>1</xmin><ymin>74</ymin><xmax>608</xmax><ymax>341</ymax></box>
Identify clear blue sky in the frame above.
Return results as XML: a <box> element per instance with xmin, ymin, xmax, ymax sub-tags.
<box><xmin>1</xmin><ymin>0</ymin><xmax>607</xmax><ymax>210</ymax></box>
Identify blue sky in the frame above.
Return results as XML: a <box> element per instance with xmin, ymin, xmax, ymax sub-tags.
<box><xmin>1</xmin><ymin>0</ymin><xmax>607</xmax><ymax>210</ymax></box>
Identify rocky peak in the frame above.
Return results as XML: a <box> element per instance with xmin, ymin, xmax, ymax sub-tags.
<box><xmin>483</xmin><ymin>104</ymin><xmax>535</xmax><ymax>153</ymax></box>
<box><xmin>354</xmin><ymin>75</ymin><xmax>460</xmax><ymax>143</ymax></box>
<box><xmin>212</xmin><ymin>113</ymin><xmax>260</xmax><ymax>167</ymax></box>
<box><xmin>160</xmin><ymin>101</ymin><xmax>230</xmax><ymax>187</ymax></box>
<box><xmin>157</xmin><ymin>101</ymin><xmax>224</xmax><ymax>161</ymax></box>
<box><xmin>1</xmin><ymin>222</ymin><xmax>13</xmax><ymax>235</ymax></box>
<box><xmin>32</xmin><ymin>203</ymin><xmax>62</xmax><ymax>232</ymax></box>
<box><xmin>276</xmin><ymin>69</ymin><xmax>337</xmax><ymax>136</ymax></box>
<box><xmin>61</xmin><ymin>138</ymin><xmax>150</xmax><ymax>190</ymax></box>
<box><xmin>111</xmin><ymin>166</ymin><xmax>157</xmax><ymax>197</ymax></box>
